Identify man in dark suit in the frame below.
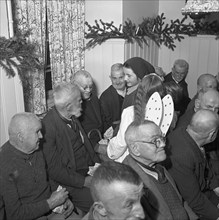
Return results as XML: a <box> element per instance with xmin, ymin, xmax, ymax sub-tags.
<box><xmin>164</xmin><ymin>59</ymin><xmax>190</xmax><ymax>115</ymax></box>
<box><xmin>168</xmin><ymin>109</ymin><xmax>219</xmax><ymax>219</ymax></box>
<box><xmin>42</xmin><ymin>83</ymin><xmax>100</xmax><ymax>213</ymax></box>
<box><xmin>100</xmin><ymin>63</ymin><xmax>126</xmax><ymax>132</ymax></box>
<box><xmin>72</xmin><ymin>70</ymin><xmax>103</xmax><ymax>145</ymax></box>
<box><xmin>123</xmin><ymin>120</ymin><xmax>197</xmax><ymax>220</ymax></box>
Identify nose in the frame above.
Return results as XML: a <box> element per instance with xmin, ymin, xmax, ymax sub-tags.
<box><xmin>133</xmin><ymin>202</ymin><xmax>145</xmax><ymax>219</ymax></box>
<box><xmin>124</xmin><ymin>75</ymin><xmax>129</xmax><ymax>82</ymax></box>
<box><xmin>38</xmin><ymin>131</ymin><xmax>43</xmax><ymax>139</ymax></box>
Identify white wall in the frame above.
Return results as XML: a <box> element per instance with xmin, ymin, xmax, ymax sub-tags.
<box><xmin>123</xmin><ymin>0</ymin><xmax>159</xmax><ymax>24</ymax></box>
<box><xmin>0</xmin><ymin>0</ymin><xmax>24</xmax><ymax>146</ymax></box>
<box><xmin>158</xmin><ymin>0</ymin><xmax>219</xmax><ymax>98</ymax></box>
<box><xmin>85</xmin><ymin>0</ymin><xmax>159</xmax><ymax>96</ymax></box>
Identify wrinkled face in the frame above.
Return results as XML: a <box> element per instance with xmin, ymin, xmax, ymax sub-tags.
<box><xmin>123</xmin><ymin>67</ymin><xmax>139</xmax><ymax>88</ymax></box>
<box><xmin>172</xmin><ymin>65</ymin><xmax>188</xmax><ymax>83</ymax></box>
<box><xmin>102</xmin><ymin>181</ymin><xmax>145</xmax><ymax>220</ymax></box>
<box><xmin>76</xmin><ymin>76</ymin><xmax>93</xmax><ymax>100</ymax></box>
<box><xmin>110</xmin><ymin>69</ymin><xmax>126</xmax><ymax>91</ymax></box>
<box><xmin>202</xmin><ymin>80</ymin><xmax>218</xmax><ymax>93</ymax></box>
<box><xmin>23</xmin><ymin>119</ymin><xmax>42</xmax><ymax>154</ymax></box>
<box><xmin>68</xmin><ymin>91</ymin><xmax>82</xmax><ymax>118</ymax></box>
<box><xmin>200</xmin><ymin>95</ymin><xmax>219</xmax><ymax>113</ymax></box>
<box><xmin>136</xmin><ymin>124</ymin><xmax>166</xmax><ymax>164</ymax></box>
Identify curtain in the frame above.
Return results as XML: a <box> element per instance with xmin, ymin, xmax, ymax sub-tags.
<box><xmin>13</xmin><ymin>0</ymin><xmax>47</xmax><ymax>114</ymax></box>
<box><xmin>47</xmin><ymin>0</ymin><xmax>85</xmax><ymax>84</ymax></box>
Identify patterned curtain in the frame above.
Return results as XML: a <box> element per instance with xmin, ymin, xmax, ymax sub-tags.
<box><xmin>47</xmin><ymin>0</ymin><xmax>85</xmax><ymax>84</ymax></box>
<box><xmin>13</xmin><ymin>0</ymin><xmax>47</xmax><ymax>114</ymax></box>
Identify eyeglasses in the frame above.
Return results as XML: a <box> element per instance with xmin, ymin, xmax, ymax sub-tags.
<box><xmin>135</xmin><ymin>136</ymin><xmax>166</xmax><ymax>149</ymax></box>
<box><xmin>78</xmin><ymin>84</ymin><xmax>93</xmax><ymax>92</ymax></box>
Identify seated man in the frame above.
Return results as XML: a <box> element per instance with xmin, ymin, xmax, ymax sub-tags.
<box><xmin>100</xmin><ymin>63</ymin><xmax>126</xmax><ymax>132</ymax></box>
<box><xmin>177</xmin><ymin>89</ymin><xmax>219</xmax><ymax>129</ymax></box>
<box><xmin>82</xmin><ymin>161</ymin><xmax>145</xmax><ymax>220</ymax></box>
<box><xmin>0</xmin><ymin>113</ymin><xmax>75</xmax><ymax>220</ymax></box>
<box><xmin>124</xmin><ymin>120</ymin><xmax>197</xmax><ymax>220</ymax></box>
<box><xmin>42</xmin><ymin>83</ymin><xmax>100</xmax><ymax>213</ymax></box>
<box><xmin>168</xmin><ymin>109</ymin><xmax>219</xmax><ymax>219</ymax></box>
<box><xmin>164</xmin><ymin>59</ymin><xmax>190</xmax><ymax>115</ymax></box>
<box><xmin>186</xmin><ymin>73</ymin><xmax>218</xmax><ymax>112</ymax></box>
<box><xmin>72</xmin><ymin>70</ymin><xmax>103</xmax><ymax>144</ymax></box>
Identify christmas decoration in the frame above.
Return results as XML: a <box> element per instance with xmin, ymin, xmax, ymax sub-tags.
<box><xmin>0</xmin><ymin>30</ymin><xmax>43</xmax><ymax>87</ymax></box>
<box><xmin>85</xmin><ymin>13</ymin><xmax>219</xmax><ymax>51</ymax></box>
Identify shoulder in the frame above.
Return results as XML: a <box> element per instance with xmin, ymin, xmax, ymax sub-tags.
<box><xmin>164</xmin><ymin>72</ymin><xmax>172</xmax><ymax>81</ymax></box>
<box><xmin>100</xmin><ymin>86</ymin><xmax>115</xmax><ymax>99</ymax></box>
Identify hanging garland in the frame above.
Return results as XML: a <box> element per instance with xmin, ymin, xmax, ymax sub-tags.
<box><xmin>85</xmin><ymin>13</ymin><xmax>219</xmax><ymax>51</ymax></box>
<box><xmin>0</xmin><ymin>30</ymin><xmax>43</xmax><ymax>86</ymax></box>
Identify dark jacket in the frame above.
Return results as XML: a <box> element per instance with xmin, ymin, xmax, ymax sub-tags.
<box><xmin>168</xmin><ymin>127</ymin><xmax>219</xmax><ymax>219</ymax></box>
<box><xmin>123</xmin><ymin>155</ymin><xmax>197</xmax><ymax>220</ymax></box>
<box><xmin>100</xmin><ymin>85</ymin><xmax>124</xmax><ymax>131</ymax></box>
<box><xmin>42</xmin><ymin>108</ymin><xmax>100</xmax><ymax>190</ymax></box>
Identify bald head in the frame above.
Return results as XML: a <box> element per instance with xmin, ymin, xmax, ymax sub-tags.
<box><xmin>9</xmin><ymin>113</ymin><xmax>39</xmax><ymax>138</ymax></box>
<box><xmin>195</xmin><ymin>89</ymin><xmax>219</xmax><ymax>113</ymax></box>
<box><xmin>8</xmin><ymin>113</ymin><xmax>42</xmax><ymax>154</ymax></box>
<box><xmin>189</xmin><ymin>109</ymin><xmax>219</xmax><ymax>135</ymax></box>
<box><xmin>197</xmin><ymin>74</ymin><xmax>218</xmax><ymax>93</ymax></box>
<box><xmin>125</xmin><ymin>120</ymin><xmax>156</xmax><ymax>147</ymax></box>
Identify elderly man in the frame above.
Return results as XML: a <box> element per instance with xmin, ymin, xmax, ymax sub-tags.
<box><xmin>164</xmin><ymin>59</ymin><xmax>190</xmax><ymax>115</ymax></box>
<box><xmin>186</xmin><ymin>73</ymin><xmax>218</xmax><ymax>112</ymax></box>
<box><xmin>82</xmin><ymin>161</ymin><xmax>145</xmax><ymax>220</ymax></box>
<box><xmin>42</xmin><ymin>83</ymin><xmax>100</xmax><ymax>213</ymax></box>
<box><xmin>72</xmin><ymin>70</ymin><xmax>103</xmax><ymax>144</ymax></box>
<box><xmin>100</xmin><ymin>63</ymin><xmax>126</xmax><ymax>132</ymax></box>
<box><xmin>124</xmin><ymin>120</ymin><xmax>197</xmax><ymax>220</ymax></box>
<box><xmin>168</xmin><ymin>110</ymin><xmax>219</xmax><ymax>219</ymax></box>
<box><xmin>0</xmin><ymin>113</ymin><xmax>75</xmax><ymax>220</ymax></box>
<box><xmin>177</xmin><ymin>89</ymin><xmax>219</xmax><ymax>128</ymax></box>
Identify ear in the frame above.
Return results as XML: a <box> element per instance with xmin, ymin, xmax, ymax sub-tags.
<box><xmin>17</xmin><ymin>132</ymin><xmax>24</xmax><ymax>143</ymax></box>
<box><xmin>66</xmin><ymin>102</ymin><xmax>71</xmax><ymax>111</ymax></box>
<box><xmin>209</xmin><ymin>129</ymin><xmax>217</xmax><ymax>141</ymax></box>
<box><xmin>194</xmin><ymin>98</ymin><xmax>200</xmax><ymax>111</ymax></box>
<box><xmin>93</xmin><ymin>201</ymin><xmax>107</xmax><ymax>217</ymax></box>
<box><xmin>130</xmin><ymin>143</ymin><xmax>141</xmax><ymax>157</ymax></box>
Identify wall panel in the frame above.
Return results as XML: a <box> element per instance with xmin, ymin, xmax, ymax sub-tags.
<box><xmin>158</xmin><ymin>35</ymin><xmax>219</xmax><ymax>98</ymax></box>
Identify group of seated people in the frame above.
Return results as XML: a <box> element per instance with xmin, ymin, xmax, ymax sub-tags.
<box><xmin>0</xmin><ymin>57</ymin><xmax>219</xmax><ymax>220</ymax></box>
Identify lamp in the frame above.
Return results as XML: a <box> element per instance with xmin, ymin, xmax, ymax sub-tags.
<box><xmin>182</xmin><ymin>0</ymin><xmax>219</xmax><ymax>29</ymax></box>
<box><xmin>182</xmin><ymin>0</ymin><xmax>219</xmax><ymax>14</ymax></box>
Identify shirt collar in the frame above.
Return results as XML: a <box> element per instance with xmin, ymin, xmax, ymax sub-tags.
<box><xmin>126</xmin><ymin>83</ymin><xmax>139</xmax><ymax>95</ymax></box>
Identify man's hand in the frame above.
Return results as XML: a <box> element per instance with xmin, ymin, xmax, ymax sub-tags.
<box><xmin>47</xmin><ymin>188</ymin><xmax>68</xmax><ymax>210</ymax></box>
<box><xmin>104</xmin><ymin>126</ymin><xmax>113</xmax><ymax>139</ymax></box>
<box><xmin>62</xmin><ymin>199</ymin><xmax>74</xmax><ymax>218</ymax></box>
<box><xmin>84</xmin><ymin>176</ymin><xmax>92</xmax><ymax>188</ymax></box>
<box><xmin>214</xmin><ymin>187</ymin><xmax>219</xmax><ymax>197</ymax></box>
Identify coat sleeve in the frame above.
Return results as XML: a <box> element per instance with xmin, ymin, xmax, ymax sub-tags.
<box><xmin>42</xmin><ymin>117</ymin><xmax>85</xmax><ymax>188</ymax></box>
<box><xmin>169</xmin><ymin>150</ymin><xmax>219</xmax><ymax>219</ymax></box>
<box><xmin>107</xmin><ymin>107</ymin><xmax>134</xmax><ymax>160</ymax></box>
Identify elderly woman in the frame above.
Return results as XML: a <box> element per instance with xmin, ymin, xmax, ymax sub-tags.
<box><xmin>107</xmin><ymin>73</ymin><xmax>166</xmax><ymax>162</ymax></box>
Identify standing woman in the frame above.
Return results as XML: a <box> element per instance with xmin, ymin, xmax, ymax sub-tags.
<box><xmin>122</xmin><ymin>57</ymin><xmax>155</xmax><ymax>111</ymax></box>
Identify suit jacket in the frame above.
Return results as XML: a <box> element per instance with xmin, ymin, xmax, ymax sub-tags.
<box><xmin>100</xmin><ymin>85</ymin><xmax>124</xmax><ymax>132</ymax></box>
<box><xmin>42</xmin><ymin>108</ymin><xmax>100</xmax><ymax>190</ymax></box>
<box><xmin>168</xmin><ymin>127</ymin><xmax>219</xmax><ymax>219</ymax></box>
<box><xmin>123</xmin><ymin>155</ymin><xmax>197</xmax><ymax>220</ymax></box>
<box><xmin>164</xmin><ymin>72</ymin><xmax>190</xmax><ymax>115</ymax></box>
<box><xmin>79</xmin><ymin>94</ymin><xmax>103</xmax><ymax>144</ymax></box>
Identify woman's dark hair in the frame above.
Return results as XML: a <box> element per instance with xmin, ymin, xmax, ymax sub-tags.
<box><xmin>164</xmin><ymin>81</ymin><xmax>183</xmax><ymax>112</ymax></box>
<box><xmin>134</xmin><ymin>74</ymin><xmax>166</xmax><ymax>123</ymax></box>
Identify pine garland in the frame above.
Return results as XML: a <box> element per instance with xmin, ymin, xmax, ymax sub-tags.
<box><xmin>0</xmin><ymin>30</ymin><xmax>43</xmax><ymax>87</ymax></box>
<box><xmin>85</xmin><ymin>13</ymin><xmax>218</xmax><ymax>50</ymax></box>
